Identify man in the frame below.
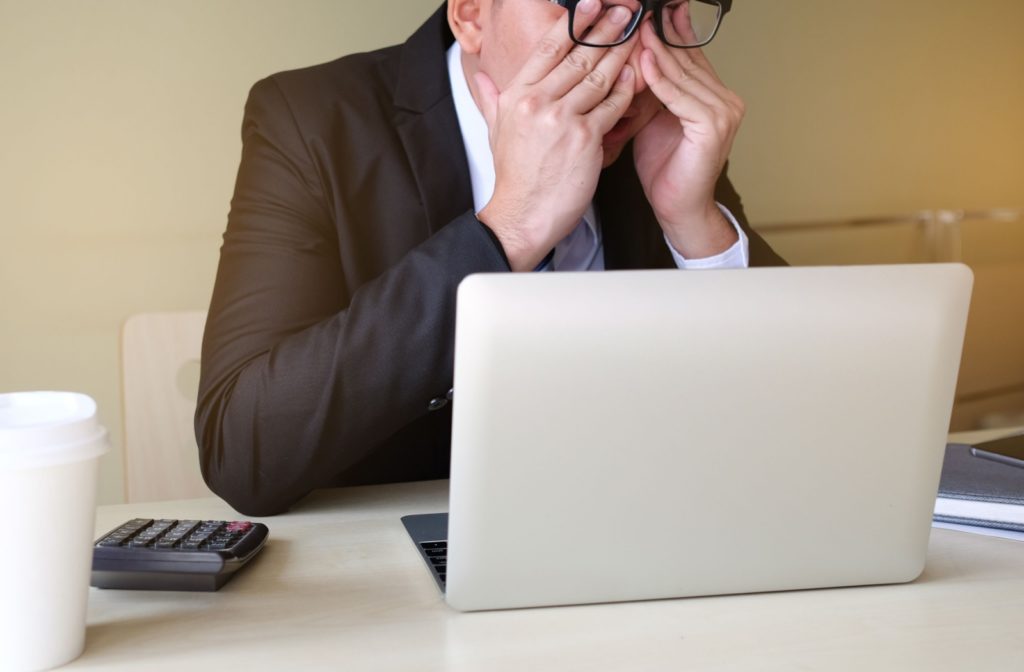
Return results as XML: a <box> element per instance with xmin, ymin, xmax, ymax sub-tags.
<box><xmin>196</xmin><ymin>0</ymin><xmax>784</xmax><ymax>516</ymax></box>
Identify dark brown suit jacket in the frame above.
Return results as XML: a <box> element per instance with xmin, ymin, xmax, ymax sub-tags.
<box><xmin>196</xmin><ymin>4</ymin><xmax>785</xmax><ymax>516</ymax></box>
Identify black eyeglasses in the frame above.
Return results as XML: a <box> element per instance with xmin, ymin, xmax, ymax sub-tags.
<box><xmin>548</xmin><ymin>0</ymin><xmax>731</xmax><ymax>49</ymax></box>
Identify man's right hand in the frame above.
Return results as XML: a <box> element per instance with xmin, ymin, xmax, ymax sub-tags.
<box><xmin>474</xmin><ymin>0</ymin><xmax>637</xmax><ymax>272</ymax></box>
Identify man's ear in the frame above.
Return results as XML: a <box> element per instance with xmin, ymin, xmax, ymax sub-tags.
<box><xmin>448</xmin><ymin>0</ymin><xmax>486</xmax><ymax>55</ymax></box>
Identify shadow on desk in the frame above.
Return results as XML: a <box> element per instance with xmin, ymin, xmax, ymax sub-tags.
<box><xmin>917</xmin><ymin>527</ymin><xmax>1023</xmax><ymax>585</ymax></box>
<box><xmin>83</xmin><ymin>538</ymin><xmax>291</xmax><ymax>652</ymax></box>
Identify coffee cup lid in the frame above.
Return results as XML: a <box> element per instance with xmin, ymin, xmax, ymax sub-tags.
<box><xmin>0</xmin><ymin>392</ymin><xmax>109</xmax><ymax>467</ymax></box>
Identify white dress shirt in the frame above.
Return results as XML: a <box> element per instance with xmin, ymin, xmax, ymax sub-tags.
<box><xmin>446</xmin><ymin>43</ymin><xmax>749</xmax><ymax>271</ymax></box>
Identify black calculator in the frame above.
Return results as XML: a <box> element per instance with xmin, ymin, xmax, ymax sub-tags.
<box><xmin>91</xmin><ymin>518</ymin><xmax>269</xmax><ymax>591</ymax></box>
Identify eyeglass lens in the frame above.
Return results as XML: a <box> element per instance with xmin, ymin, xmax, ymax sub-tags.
<box><xmin>659</xmin><ymin>0</ymin><xmax>722</xmax><ymax>48</ymax></box>
<box><xmin>569</xmin><ymin>0</ymin><xmax>722</xmax><ymax>48</ymax></box>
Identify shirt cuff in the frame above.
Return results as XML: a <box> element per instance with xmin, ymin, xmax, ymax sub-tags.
<box><xmin>665</xmin><ymin>203</ymin><xmax>750</xmax><ymax>270</ymax></box>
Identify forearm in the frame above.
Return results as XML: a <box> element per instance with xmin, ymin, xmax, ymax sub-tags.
<box><xmin>196</xmin><ymin>213</ymin><xmax>508</xmax><ymax>516</ymax></box>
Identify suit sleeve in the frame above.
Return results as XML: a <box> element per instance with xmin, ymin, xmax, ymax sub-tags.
<box><xmin>195</xmin><ymin>77</ymin><xmax>508</xmax><ymax>516</ymax></box>
<box><xmin>714</xmin><ymin>167</ymin><xmax>786</xmax><ymax>267</ymax></box>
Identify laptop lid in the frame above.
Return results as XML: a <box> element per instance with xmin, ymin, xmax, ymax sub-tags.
<box><xmin>444</xmin><ymin>264</ymin><xmax>973</xmax><ymax>611</ymax></box>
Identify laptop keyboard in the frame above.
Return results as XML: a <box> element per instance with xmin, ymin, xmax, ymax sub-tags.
<box><xmin>420</xmin><ymin>540</ymin><xmax>447</xmax><ymax>587</ymax></box>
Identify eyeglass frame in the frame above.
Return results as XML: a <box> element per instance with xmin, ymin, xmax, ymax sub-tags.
<box><xmin>547</xmin><ymin>0</ymin><xmax>732</xmax><ymax>49</ymax></box>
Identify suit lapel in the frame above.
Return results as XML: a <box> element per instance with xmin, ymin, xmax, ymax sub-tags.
<box><xmin>385</xmin><ymin>3</ymin><xmax>678</xmax><ymax>269</ymax></box>
<box><xmin>391</xmin><ymin>4</ymin><xmax>473</xmax><ymax>238</ymax></box>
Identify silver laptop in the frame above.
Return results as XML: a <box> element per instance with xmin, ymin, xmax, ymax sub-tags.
<box><xmin>403</xmin><ymin>264</ymin><xmax>973</xmax><ymax>611</ymax></box>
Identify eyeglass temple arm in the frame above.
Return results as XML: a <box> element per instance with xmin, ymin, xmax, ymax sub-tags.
<box><xmin>691</xmin><ymin>0</ymin><xmax>731</xmax><ymax>14</ymax></box>
<box><xmin>548</xmin><ymin>0</ymin><xmax>733</xmax><ymax>19</ymax></box>
<box><xmin>549</xmin><ymin>0</ymin><xmax>731</xmax><ymax>14</ymax></box>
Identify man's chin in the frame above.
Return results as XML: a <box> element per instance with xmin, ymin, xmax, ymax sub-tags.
<box><xmin>601</xmin><ymin>141</ymin><xmax>628</xmax><ymax>168</ymax></box>
<box><xmin>601</xmin><ymin>117</ymin><xmax>640</xmax><ymax>167</ymax></box>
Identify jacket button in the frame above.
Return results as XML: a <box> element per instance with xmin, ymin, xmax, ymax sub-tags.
<box><xmin>428</xmin><ymin>397</ymin><xmax>449</xmax><ymax>412</ymax></box>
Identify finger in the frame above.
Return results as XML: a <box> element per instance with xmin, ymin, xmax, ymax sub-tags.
<box><xmin>515</xmin><ymin>0</ymin><xmax>596</xmax><ymax>86</ymax></box>
<box><xmin>641</xmin><ymin>21</ymin><xmax>712</xmax><ymax>91</ymax></box>
<box><xmin>640</xmin><ymin>21</ymin><xmax>734</xmax><ymax>112</ymax></box>
<box><xmin>640</xmin><ymin>45</ymin><xmax>722</xmax><ymax>114</ymax></box>
<box><xmin>639</xmin><ymin>49</ymin><xmax>714</xmax><ymax>127</ymax></box>
<box><xmin>659</xmin><ymin>2</ymin><xmax>720</xmax><ymax>77</ymax></box>
<box><xmin>542</xmin><ymin>3</ymin><xmax>638</xmax><ymax>101</ymax></box>
<box><xmin>473</xmin><ymin>71</ymin><xmax>501</xmax><ymax>131</ymax></box>
<box><xmin>587</xmin><ymin>64</ymin><xmax>637</xmax><ymax>134</ymax></box>
<box><xmin>558</xmin><ymin>33</ymin><xmax>640</xmax><ymax>112</ymax></box>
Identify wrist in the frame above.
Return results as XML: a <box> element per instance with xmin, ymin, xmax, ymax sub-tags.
<box><xmin>477</xmin><ymin>202</ymin><xmax>544</xmax><ymax>272</ymax></box>
<box><xmin>660</xmin><ymin>202</ymin><xmax>738</xmax><ymax>259</ymax></box>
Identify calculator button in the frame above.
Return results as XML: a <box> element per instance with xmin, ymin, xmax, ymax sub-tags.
<box><xmin>187</xmin><ymin>530</ymin><xmax>218</xmax><ymax>546</ymax></box>
<box><xmin>167</xmin><ymin>521</ymin><xmax>201</xmax><ymax>537</ymax></box>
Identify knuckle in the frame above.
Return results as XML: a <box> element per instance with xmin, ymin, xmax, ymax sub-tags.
<box><xmin>584</xmin><ymin>69</ymin><xmax>608</xmax><ymax>90</ymax></box>
<box><xmin>599</xmin><ymin>96</ymin><xmax>621</xmax><ymax>116</ymax></box>
<box><xmin>517</xmin><ymin>95</ymin><xmax>542</xmax><ymax>116</ymax></box>
<box><xmin>540</xmin><ymin>108</ymin><xmax>562</xmax><ymax>130</ymax></box>
<box><xmin>537</xmin><ymin>38</ymin><xmax>560</xmax><ymax>58</ymax></box>
<box><xmin>565</xmin><ymin>51</ymin><xmax>593</xmax><ymax>73</ymax></box>
<box><xmin>733</xmin><ymin>95</ymin><xmax>747</xmax><ymax>117</ymax></box>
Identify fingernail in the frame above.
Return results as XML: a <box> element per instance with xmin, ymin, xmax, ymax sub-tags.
<box><xmin>579</xmin><ymin>0</ymin><xmax>598</xmax><ymax>13</ymax></box>
<box><xmin>618</xmin><ymin>65</ymin><xmax>633</xmax><ymax>82</ymax></box>
<box><xmin>609</xmin><ymin>6</ymin><xmax>631</xmax><ymax>25</ymax></box>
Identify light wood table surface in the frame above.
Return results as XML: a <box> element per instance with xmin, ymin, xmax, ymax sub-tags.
<box><xmin>67</xmin><ymin>433</ymin><xmax>1024</xmax><ymax>671</ymax></box>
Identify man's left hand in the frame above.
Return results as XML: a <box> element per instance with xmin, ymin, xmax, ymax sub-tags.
<box><xmin>632</xmin><ymin>17</ymin><xmax>744</xmax><ymax>259</ymax></box>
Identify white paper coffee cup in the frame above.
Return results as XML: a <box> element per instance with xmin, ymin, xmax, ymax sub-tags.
<box><xmin>0</xmin><ymin>392</ymin><xmax>110</xmax><ymax>672</ymax></box>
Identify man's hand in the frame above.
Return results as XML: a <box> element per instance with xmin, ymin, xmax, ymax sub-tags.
<box><xmin>634</xmin><ymin>11</ymin><xmax>745</xmax><ymax>259</ymax></box>
<box><xmin>475</xmin><ymin>0</ymin><xmax>637</xmax><ymax>272</ymax></box>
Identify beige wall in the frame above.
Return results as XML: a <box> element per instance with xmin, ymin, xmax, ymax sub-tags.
<box><xmin>714</xmin><ymin>2</ymin><xmax>1024</xmax><ymax>221</ymax></box>
<box><xmin>0</xmin><ymin>0</ymin><xmax>442</xmax><ymax>504</ymax></box>
<box><xmin>2</xmin><ymin>1</ymin><xmax>1022</xmax><ymax>505</ymax></box>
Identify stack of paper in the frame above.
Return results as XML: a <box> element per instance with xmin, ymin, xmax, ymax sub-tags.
<box><xmin>933</xmin><ymin>443</ymin><xmax>1024</xmax><ymax>541</ymax></box>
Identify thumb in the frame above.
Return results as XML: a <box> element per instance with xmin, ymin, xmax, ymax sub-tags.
<box><xmin>473</xmin><ymin>71</ymin><xmax>500</xmax><ymax>131</ymax></box>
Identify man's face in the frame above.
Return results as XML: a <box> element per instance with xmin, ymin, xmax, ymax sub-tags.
<box><xmin>472</xmin><ymin>0</ymin><xmax>662</xmax><ymax>167</ymax></box>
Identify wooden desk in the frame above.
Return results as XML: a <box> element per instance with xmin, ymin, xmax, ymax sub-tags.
<box><xmin>70</xmin><ymin>475</ymin><xmax>1023</xmax><ymax>671</ymax></box>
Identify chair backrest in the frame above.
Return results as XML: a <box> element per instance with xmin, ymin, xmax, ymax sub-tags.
<box><xmin>121</xmin><ymin>311</ymin><xmax>213</xmax><ymax>502</ymax></box>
